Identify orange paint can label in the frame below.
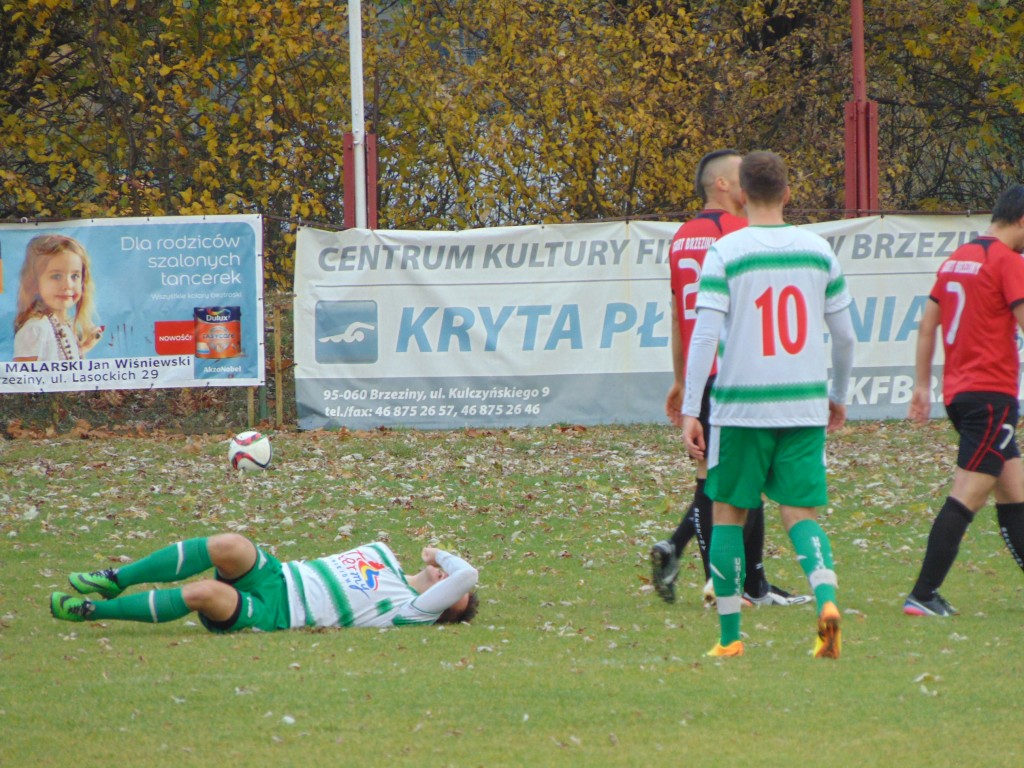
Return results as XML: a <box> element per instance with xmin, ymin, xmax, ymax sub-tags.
<box><xmin>194</xmin><ymin>307</ymin><xmax>242</xmax><ymax>358</ymax></box>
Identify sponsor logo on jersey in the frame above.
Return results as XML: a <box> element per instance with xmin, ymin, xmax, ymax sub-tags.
<box><xmin>358</xmin><ymin>559</ymin><xmax>385</xmax><ymax>589</ymax></box>
<box><xmin>337</xmin><ymin>550</ymin><xmax>387</xmax><ymax>596</ymax></box>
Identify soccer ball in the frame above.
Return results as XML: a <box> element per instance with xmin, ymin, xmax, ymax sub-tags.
<box><xmin>228</xmin><ymin>430</ymin><xmax>272</xmax><ymax>471</ymax></box>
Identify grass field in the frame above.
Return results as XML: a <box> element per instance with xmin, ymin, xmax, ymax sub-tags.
<box><xmin>2</xmin><ymin>420</ymin><xmax>1023</xmax><ymax>767</ymax></box>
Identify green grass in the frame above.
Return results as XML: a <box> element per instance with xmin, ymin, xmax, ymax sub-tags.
<box><xmin>2</xmin><ymin>421</ymin><xmax>1023</xmax><ymax>767</ymax></box>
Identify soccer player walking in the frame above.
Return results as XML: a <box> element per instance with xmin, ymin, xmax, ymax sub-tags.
<box><xmin>653</xmin><ymin>148</ymin><xmax>809</xmax><ymax>609</ymax></box>
<box><xmin>905</xmin><ymin>184</ymin><xmax>1024</xmax><ymax>617</ymax></box>
<box><xmin>681</xmin><ymin>151</ymin><xmax>856</xmax><ymax>658</ymax></box>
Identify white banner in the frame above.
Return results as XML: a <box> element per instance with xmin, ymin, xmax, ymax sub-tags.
<box><xmin>0</xmin><ymin>215</ymin><xmax>265</xmax><ymax>393</ymax></box>
<box><xmin>294</xmin><ymin>214</ymin><xmax>995</xmax><ymax>429</ymax></box>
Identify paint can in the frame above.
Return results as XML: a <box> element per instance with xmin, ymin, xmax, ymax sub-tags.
<box><xmin>194</xmin><ymin>307</ymin><xmax>242</xmax><ymax>358</ymax></box>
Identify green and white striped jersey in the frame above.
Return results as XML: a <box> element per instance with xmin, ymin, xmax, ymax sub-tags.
<box><xmin>282</xmin><ymin>543</ymin><xmax>477</xmax><ymax>628</ymax></box>
<box><xmin>696</xmin><ymin>224</ymin><xmax>852</xmax><ymax>427</ymax></box>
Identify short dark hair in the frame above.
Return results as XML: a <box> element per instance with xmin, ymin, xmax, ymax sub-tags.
<box><xmin>694</xmin><ymin>148</ymin><xmax>742</xmax><ymax>202</ymax></box>
<box><xmin>991</xmin><ymin>184</ymin><xmax>1024</xmax><ymax>225</ymax></box>
<box><xmin>740</xmin><ymin>151</ymin><xmax>788</xmax><ymax>204</ymax></box>
<box><xmin>436</xmin><ymin>591</ymin><xmax>479</xmax><ymax>625</ymax></box>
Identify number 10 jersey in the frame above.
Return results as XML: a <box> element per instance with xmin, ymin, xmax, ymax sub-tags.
<box><xmin>696</xmin><ymin>224</ymin><xmax>852</xmax><ymax>427</ymax></box>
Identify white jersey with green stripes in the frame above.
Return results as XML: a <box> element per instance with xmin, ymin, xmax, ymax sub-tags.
<box><xmin>696</xmin><ymin>224</ymin><xmax>852</xmax><ymax>427</ymax></box>
<box><xmin>281</xmin><ymin>543</ymin><xmax>471</xmax><ymax>629</ymax></box>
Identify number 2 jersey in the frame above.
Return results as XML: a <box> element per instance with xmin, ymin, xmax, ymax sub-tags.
<box><xmin>281</xmin><ymin>543</ymin><xmax>477</xmax><ymax>628</ymax></box>
<box><xmin>669</xmin><ymin>210</ymin><xmax>748</xmax><ymax>379</ymax></box>
<box><xmin>930</xmin><ymin>235</ymin><xmax>1024</xmax><ymax>404</ymax></box>
<box><xmin>696</xmin><ymin>224</ymin><xmax>852</xmax><ymax>427</ymax></box>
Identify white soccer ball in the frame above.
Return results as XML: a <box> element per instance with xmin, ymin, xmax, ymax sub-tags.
<box><xmin>228</xmin><ymin>430</ymin><xmax>272</xmax><ymax>471</ymax></box>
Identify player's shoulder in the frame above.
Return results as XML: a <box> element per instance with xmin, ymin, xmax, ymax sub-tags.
<box><xmin>987</xmin><ymin>237</ymin><xmax>1024</xmax><ymax>264</ymax></box>
<box><xmin>942</xmin><ymin>237</ymin><xmax>1021</xmax><ymax>272</ymax></box>
<box><xmin>788</xmin><ymin>224</ymin><xmax>833</xmax><ymax>248</ymax></box>
<box><xmin>674</xmin><ymin>210</ymin><xmax>746</xmax><ymax>237</ymax></box>
<box><xmin>718</xmin><ymin>212</ymin><xmax>748</xmax><ymax>234</ymax></box>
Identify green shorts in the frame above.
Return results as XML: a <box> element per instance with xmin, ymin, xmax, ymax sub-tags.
<box><xmin>200</xmin><ymin>548</ymin><xmax>292</xmax><ymax>633</ymax></box>
<box><xmin>706</xmin><ymin>425</ymin><xmax>828</xmax><ymax>509</ymax></box>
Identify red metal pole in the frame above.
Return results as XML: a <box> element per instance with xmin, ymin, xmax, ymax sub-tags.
<box><xmin>845</xmin><ymin>0</ymin><xmax>878</xmax><ymax>215</ymax></box>
<box><xmin>343</xmin><ymin>132</ymin><xmax>355</xmax><ymax>229</ymax></box>
<box><xmin>851</xmin><ymin>0</ymin><xmax>867</xmax><ymax>103</ymax></box>
<box><xmin>366</xmin><ymin>133</ymin><xmax>378</xmax><ymax>229</ymax></box>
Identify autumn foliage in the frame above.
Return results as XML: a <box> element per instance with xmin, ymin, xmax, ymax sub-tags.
<box><xmin>2</xmin><ymin>0</ymin><xmax>1022</xmax><ymax>289</ymax></box>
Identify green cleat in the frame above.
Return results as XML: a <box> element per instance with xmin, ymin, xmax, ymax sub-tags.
<box><xmin>50</xmin><ymin>592</ymin><xmax>94</xmax><ymax>622</ymax></box>
<box><xmin>69</xmin><ymin>568</ymin><xmax>123</xmax><ymax>599</ymax></box>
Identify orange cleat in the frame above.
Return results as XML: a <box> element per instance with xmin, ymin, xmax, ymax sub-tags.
<box><xmin>813</xmin><ymin>601</ymin><xmax>842</xmax><ymax>659</ymax></box>
<box><xmin>706</xmin><ymin>640</ymin><xmax>744</xmax><ymax>658</ymax></box>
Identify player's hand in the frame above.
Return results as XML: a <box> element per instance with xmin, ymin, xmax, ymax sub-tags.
<box><xmin>908</xmin><ymin>386</ymin><xmax>931</xmax><ymax>425</ymax></box>
<box><xmin>665</xmin><ymin>383</ymin><xmax>683</xmax><ymax>427</ymax></box>
<box><xmin>827</xmin><ymin>399</ymin><xmax>847</xmax><ymax>433</ymax></box>
<box><xmin>682</xmin><ymin>415</ymin><xmax>705</xmax><ymax>460</ymax></box>
<box><xmin>421</xmin><ymin>547</ymin><xmax>440</xmax><ymax>567</ymax></box>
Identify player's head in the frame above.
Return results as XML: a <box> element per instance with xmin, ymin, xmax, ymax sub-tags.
<box><xmin>991</xmin><ymin>184</ymin><xmax>1024</xmax><ymax>226</ymax></box>
<box><xmin>436</xmin><ymin>591</ymin><xmax>479</xmax><ymax>625</ymax></box>
<box><xmin>992</xmin><ymin>184</ymin><xmax>1024</xmax><ymax>252</ymax></box>
<box><xmin>694</xmin><ymin>149</ymin><xmax>742</xmax><ymax>204</ymax></box>
<box><xmin>739</xmin><ymin>151</ymin><xmax>789</xmax><ymax>205</ymax></box>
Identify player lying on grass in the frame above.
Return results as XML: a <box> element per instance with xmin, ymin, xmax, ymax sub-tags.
<box><xmin>49</xmin><ymin>534</ymin><xmax>479</xmax><ymax>631</ymax></box>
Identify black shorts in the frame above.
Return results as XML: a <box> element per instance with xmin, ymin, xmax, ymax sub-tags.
<box><xmin>947</xmin><ymin>393</ymin><xmax>1021</xmax><ymax>477</ymax></box>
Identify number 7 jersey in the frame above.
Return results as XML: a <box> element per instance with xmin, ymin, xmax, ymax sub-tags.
<box><xmin>696</xmin><ymin>224</ymin><xmax>852</xmax><ymax>427</ymax></box>
<box><xmin>930</xmin><ymin>236</ymin><xmax>1024</xmax><ymax>404</ymax></box>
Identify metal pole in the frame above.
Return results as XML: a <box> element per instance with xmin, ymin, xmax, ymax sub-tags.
<box><xmin>851</xmin><ymin>0</ymin><xmax>867</xmax><ymax>103</ymax></box>
<box><xmin>348</xmin><ymin>0</ymin><xmax>367</xmax><ymax>228</ymax></box>
<box><xmin>274</xmin><ymin>305</ymin><xmax>283</xmax><ymax>428</ymax></box>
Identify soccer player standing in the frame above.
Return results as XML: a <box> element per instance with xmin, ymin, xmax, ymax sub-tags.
<box><xmin>653</xmin><ymin>148</ymin><xmax>808</xmax><ymax>609</ymax></box>
<box><xmin>905</xmin><ymin>184</ymin><xmax>1024</xmax><ymax>617</ymax></box>
<box><xmin>681</xmin><ymin>151</ymin><xmax>855</xmax><ymax>658</ymax></box>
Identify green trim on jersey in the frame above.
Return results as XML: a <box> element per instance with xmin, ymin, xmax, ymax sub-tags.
<box><xmin>713</xmin><ymin>381</ymin><xmax>827</xmax><ymax>404</ymax></box>
<box><xmin>287</xmin><ymin>561</ymin><xmax>316</xmax><ymax>627</ymax></box>
<box><xmin>724</xmin><ymin>251</ymin><xmax>832</xmax><ymax>278</ymax></box>
<box><xmin>376</xmin><ymin>598</ymin><xmax>394</xmax><ymax>616</ymax></box>
<box><xmin>368</xmin><ymin>543</ymin><xmax>410</xmax><ymax>587</ymax></box>
<box><xmin>699</xmin><ymin>274</ymin><xmax>729</xmax><ymax>296</ymax></box>
<box><xmin>392</xmin><ymin>613</ymin><xmax>436</xmax><ymax>626</ymax></box>
<box><xmin>309</xmin><ymin>559</ymin><xmax>355</xmax><ymax>627</ymax></box>
<box><xmin>826</xmin><ymin>274</ymin><xmax>848</xmax><ymax>300</ymax></box>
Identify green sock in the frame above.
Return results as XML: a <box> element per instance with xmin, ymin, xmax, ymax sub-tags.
<box><xmin>710</xmin><ymin>524</ymin><xmax>744</xmax><ymax>645</ymax></box>
<box><xmin>89</xmin><ymin>589</ymin><xmax>190</xmax><ymax>623</ymax></box>
<box><xmin>788</xmin><ymin>519</ymin><xmax>838</xmax><ymax>610</ymax></box>
<box><xmin>115</xmin><ymin>538</ymin><xmax>213</xmax><ymax>587</ymax></box>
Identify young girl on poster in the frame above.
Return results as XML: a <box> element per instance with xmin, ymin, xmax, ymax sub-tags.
<box><xmin>13</xmin><ymin>235</ymin><xmax>103</xmax><ymax>362</ymax></box>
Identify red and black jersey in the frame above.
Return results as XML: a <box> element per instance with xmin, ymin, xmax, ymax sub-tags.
<box><xmin>668</xmin><ymin>210</ymin><xmax>747</xmax><ymax>377</ymax></box>
<box><xmin>931</xmin><ymin>236</ymin><xmax>1024</xmax><ymax>403</ymax></box>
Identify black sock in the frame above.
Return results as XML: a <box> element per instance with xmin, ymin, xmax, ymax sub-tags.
<box><xmin>743</xmin><ymin>503</ymin><xmax>769</xmax><ymax>596</ymax></box>
<box><xmin>669</xmin><ymin>507</ymin><xmax>696</xmax><ymax>558</ymax></box>
<box><xmin>691</xmin><ymin>478</ymin><xmax>713</xmax><ymax>580</ymax></box>
<box><xmin>996</xmin><ymin>502</ymin><xmax>1024</xmax><ymax>573</ymax></box>
<box><xmin>911</xmin><ymin>496</ymin><xmax>974</xmax><ymax>601</ymax></box>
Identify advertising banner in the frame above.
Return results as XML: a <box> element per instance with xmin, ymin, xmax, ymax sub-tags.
<box><xmin>294</xmin><ymin>214</ymin><xmax>994</xmax><ymax>430</ymax></box>
<box><xmin>0</xmin><ymin>215</ymin><xmax>264</xmax><ymax>393</ymax></box>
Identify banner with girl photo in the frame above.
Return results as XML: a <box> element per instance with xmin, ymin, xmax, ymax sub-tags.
<box><xmin>0</xmin><ymin>215</ymin><xmax>264</xmax><ymax>393</ymax></box>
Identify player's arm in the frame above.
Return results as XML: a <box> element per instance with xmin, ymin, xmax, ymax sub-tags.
<box><xmin>665</xmin><ymin>293</ymin><xmax>685</xmax><ymax>427</ymax></box>
<box><xmin>909</xmin><ymin>298</ymin><xmax>941</xmax><ymax>424</ymax></box>
<box><xmin>681</xmin><ymin>308</ymin><xmax>724</xmax><ymax>459</ymax></box>
<box><xmin>825</xmin><ymin>307</ymin><xmax>855</xmax><ymax>433</ymax></box>
<box><xmin>411</xmin><ymin>549</ymin><xmax>479</xmax><ymax>614</ymax></box>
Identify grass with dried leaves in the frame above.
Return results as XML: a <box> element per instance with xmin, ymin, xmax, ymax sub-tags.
<box><xmin>2</xmin><ymin>420</ymin><xmax>1023</xmax><ymax>767</ymax></box>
